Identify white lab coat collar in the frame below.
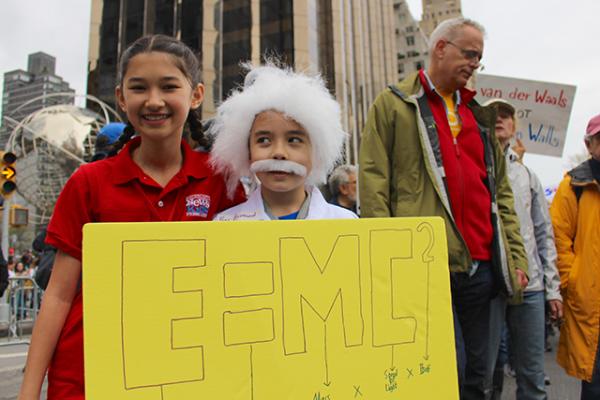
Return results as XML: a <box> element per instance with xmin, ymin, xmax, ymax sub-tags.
<box><xmin>215</xmin><ymin>185</ymin><xmax>357</xmax><ymax>221</ymax></box>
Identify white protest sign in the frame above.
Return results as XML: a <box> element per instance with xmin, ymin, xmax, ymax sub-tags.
<box><xmin>475</xmin><ymin>74</ymin><xmax>576</xmax><ymax>157</ymax></box>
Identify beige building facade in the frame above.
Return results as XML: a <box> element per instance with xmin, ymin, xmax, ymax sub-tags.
<box><xmin>392</xmin><ymin>0</ymin><xmax>465</xmax><ymax>83</ymax></box>
<box><xmin>393</xmin><ymin>0</ymin><xmax>429</xmax><ymax>82</ymax></box>
<box><xmin>87</xmin><ymin>0</ymin><xmax>396</xmax><ymax>163</ymax></box>
<box><xmin>419</xmin><ymin>0</ymin><xmax>462</xmax><ymax>37</ymax></box>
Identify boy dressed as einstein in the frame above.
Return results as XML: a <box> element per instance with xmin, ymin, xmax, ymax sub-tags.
<box><xmin>210</xmin><ymin>64</ymin><xmax>356</xmax><ymax>221</ymax></box>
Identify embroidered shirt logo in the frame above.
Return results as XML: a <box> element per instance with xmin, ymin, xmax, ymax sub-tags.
<box><xmin>186</xmin><ymin>194</ymin><xmax>211</xmax><ymax>217</ymax></box>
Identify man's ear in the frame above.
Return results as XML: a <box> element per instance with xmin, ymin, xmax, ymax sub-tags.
<box><xmin>433</xmin><ymin>39</ymin><xmax>447</xmax><ymax>59</ymax></box>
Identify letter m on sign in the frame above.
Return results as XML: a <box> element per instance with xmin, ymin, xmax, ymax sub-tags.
<box><xmin>279</xmin><ymin>235</ymin><xmax>363</xmax><ymax>355</ymax></box>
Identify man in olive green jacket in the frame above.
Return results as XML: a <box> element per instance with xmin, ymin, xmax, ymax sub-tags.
<box><xmin>359</xmin><ymin>18</ymin><xmax>528</xmax><ymax>400</ymax></box>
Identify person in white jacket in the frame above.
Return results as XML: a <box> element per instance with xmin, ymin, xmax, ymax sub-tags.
<box><xmin>485</xmin><ymin>98</ymin><xmax>562</xmax><ymax>400</ymax></box>
<box><xmin>210</xmin><ymin>63</ymin><xmax>356</xmax><ymax>221</ymax></box>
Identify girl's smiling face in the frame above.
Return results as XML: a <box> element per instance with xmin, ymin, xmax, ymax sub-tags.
<box><xmin>116</xmin><ymin>51</ymin><xmax>204</xmax><ymax>142</ymax></box>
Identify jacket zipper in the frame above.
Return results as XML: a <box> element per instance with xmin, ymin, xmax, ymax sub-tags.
<box><xmin>453</xmin><ymin>136</ymin><xmax>466</xmax><ymax>230</ymax></box>
<box><xmin>453</xmin><ymin>137</ymin><xmax>461</xmax><ymax>158</ymax></box>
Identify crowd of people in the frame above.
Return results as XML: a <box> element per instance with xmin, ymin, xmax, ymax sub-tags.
<box><xmin>0</xmin><ymin>248</ymin><xmax>43</xmax><ymax>320</ymax></box>
<box><xmin>7</xmin><ymin>16</ymin><xmax>598</xmax><ymax>400</ymax></box>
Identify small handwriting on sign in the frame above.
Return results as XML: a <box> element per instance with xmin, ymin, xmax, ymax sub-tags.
<box><xmin>516</xmin><ymin>123</ymin><xmax>560</xmax><ymax>148</ymax></box>
<box><xmin>384</xmin><ymin>367</ymin><xmax>398</xmax><ymax>392</ymax></box>
<box><xmin>420</xmin><ymin>363</ymin><xmax>431</xmax><ymax>375</ymax></box>
<box><xmin>479</xmin><ymin>87</ymin><xmax>570</xmax><ymax>109</ymax></box>
<box><xmin>313</xmin><ymin>392</ymin><xmax>331</xmax><ymax>400</ymax></box>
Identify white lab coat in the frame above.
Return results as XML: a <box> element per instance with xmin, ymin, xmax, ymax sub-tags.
<box><xmin>215</xmin><ymin>185</ymin><xmax>358</xmax><ymax>221</ymax></box>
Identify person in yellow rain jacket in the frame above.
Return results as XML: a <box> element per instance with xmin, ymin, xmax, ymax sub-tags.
<box><xmin>550</xmin><ymin>113</ymin><xmax>600</xmax><ymax>399</ymax></box>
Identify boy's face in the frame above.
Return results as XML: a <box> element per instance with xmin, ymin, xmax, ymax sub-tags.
<box><xmin>249</xmin><ymin>110</ymin><xmax>312</xmax><ymax>195</ymax></box>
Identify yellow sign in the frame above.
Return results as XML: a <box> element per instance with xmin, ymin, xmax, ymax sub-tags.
<box><xmin>83</xmin><ymin>217</ymin><xmax>457</xmax><ymax>399</ymax></box>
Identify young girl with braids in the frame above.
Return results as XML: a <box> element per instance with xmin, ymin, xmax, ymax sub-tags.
<box><xmin>19</xmin><ymin>35</ymin><xmax>244</xmax><ymax>400</ymax></box>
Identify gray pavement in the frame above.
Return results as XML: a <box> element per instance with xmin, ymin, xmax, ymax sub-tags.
<box><xmin>0</xmin><ymin>341</ymin><xmax>46</xmax><ymax>400</ymax></box>
<box><xmin>501</xmin><ymin>332</ymin><xmax>581</xmax><ymax>400</ymax></box>
<box><xmin>0</xmin><ymin>331</ymin><xmax>581</xmax><ymax>399</ymax></box>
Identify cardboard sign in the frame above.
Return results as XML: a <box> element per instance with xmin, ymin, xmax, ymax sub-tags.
<box><xmin>475</xmin><ymin>74</ymin><xmax>576</xmax><ymax>157</ymax></box>
<box><xmin>83</xmin><ymin>217</ymin><xmax>457</xmax><ymax>399</ymax></box>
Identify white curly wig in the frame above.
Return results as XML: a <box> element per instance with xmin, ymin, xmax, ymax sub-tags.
<box><xmin>209</xmin><ymin>63</ymin><xmax>348</xmax><ymax>198</ymax></box>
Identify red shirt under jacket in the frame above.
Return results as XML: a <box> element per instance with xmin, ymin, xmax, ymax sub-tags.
<box><xmin>419</xmin><ymin>70</ymin><xmax>493</xmax><ymax>261</ymax></box>
<box><xmin>45</xmin><ymin>137</ymin><xmax>245</xmax><ymax>400</ymax></box>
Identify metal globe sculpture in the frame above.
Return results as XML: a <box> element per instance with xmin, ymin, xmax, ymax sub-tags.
<box><xmin>5</xmin><ymin>93</ymin><xmax>121</xmax><ymax>224</ymax></box>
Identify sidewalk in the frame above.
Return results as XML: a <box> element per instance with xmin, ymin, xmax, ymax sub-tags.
<box><xmin>501</xmin><ymin>332</ymin><xmax>580</xmax><ymax>399</ymax></box>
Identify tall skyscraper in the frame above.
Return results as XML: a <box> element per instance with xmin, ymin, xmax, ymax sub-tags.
<box><xmin>393</xmin><ymin>0</ymin><xmax>429</xmax><ymax>82</ymax></box>
<box><xmin>1</xmin><ymin>52</ymin><xmax>75</xmax><ymax>147</ymax></box>
<box><xmin>87</xmin><ymin>0</ymin><xmax>397</xmax><ymax>163</ymax></box>
<box><xmin>419</xmin><ymin>0</ymin><xmax>462</xmax><ymax>37</ymax></box>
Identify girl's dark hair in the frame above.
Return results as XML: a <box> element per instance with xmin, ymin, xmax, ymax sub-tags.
<box><xmin>111</xmin><ymin>34</ymin><xmax>206</xmax><ymax>155</ymax></box>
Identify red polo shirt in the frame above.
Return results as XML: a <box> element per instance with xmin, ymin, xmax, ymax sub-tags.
<box><xmin>45</xmin><ymin>137</ymin><xmax>244</xmax><ymax>400</ymax></box>
<box><xmin>419</xmin><ymin>70</ymin><xmax>493</xmax><ymax>261</ymax></box>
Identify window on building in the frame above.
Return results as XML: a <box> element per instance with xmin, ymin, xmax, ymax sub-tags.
<box><xmin>97</xmin><ymin>0</ymin><xmax>120</xmax><ymax>105</ymax></box>
<box><xmin>125</xmin><ymin>0</ymin><xmax>144</xmax><ymax>47</ymax></box>
<box><xmin>398</xmin><ymin>63</ymin><xmax>405</xmax><ymax>74</ymax></box>
<box><xmin>222</xmin><ymin>0</ymin><xmax>252</xmax><ymax>99</ymax></box>
<box><xmin>317</xmin><ymin>0</ymin><xmax>335</xmax><ymax>93</ymax></box>
<box><xmin>406</xmin><ymin>36</ymin><xmax>415</xmax><ymax>46</ymax></box>
<box><xmin>181</xmin><ymin>0</ymin><xmax>203</xmax><ymax>54</ymax></box>
<box><xmin>260</xmin><ymin>0</ymin><xmax>294</xmax><ymax>65</ymax></box>
<box><xmin>154</xmin><ymin>0</ymin><xmax>175</xmax><ymax>35</ymax></box>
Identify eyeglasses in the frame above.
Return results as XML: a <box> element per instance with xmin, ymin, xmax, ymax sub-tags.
<box><xmin>446</xmin><ymin>41</ymin><xmax>483</xmax><ymax>63</ymax></box>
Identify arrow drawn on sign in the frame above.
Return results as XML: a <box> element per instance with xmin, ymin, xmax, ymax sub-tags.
<box><xmin>323</xmin><ymin>321</ymin><xmax>331</xmax><ymax>386</ymax></box>
<box><xmin>250</xmin><ymin>345</ymin><xmax>255</xmax><ymax>400</ymax></box>
<box><xmin>417</xmin><ymin>222</ymin><xmax>434</xmax><ymax>361</ymax></box>
<box><xmin>323</xmin><ymin>322</ymin><xmax>331</xmax><ymax>386</ymax></box>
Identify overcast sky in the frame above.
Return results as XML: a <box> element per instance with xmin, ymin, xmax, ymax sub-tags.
<box><xmin>1</xmin><ymin>0</ymin><xmax>599</xmax><ymax>186</ymax></box>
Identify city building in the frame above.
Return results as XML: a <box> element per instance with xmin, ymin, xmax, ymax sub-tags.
<box><xmin>394</xmin><ymin>0</ymin><xmax>429</xmax><ymax>82</ymax></box>
<box><xmin>1</xmin><ymin>52</ymin><xmax>75</xmax><ymax>147</ymax></box>
<box><xmin>419</xmin><ymin>0</ymin><xmax>462</xmax><ymax>37</ymax></box>
<box><xmin>87</xmin><ymin>0</ymin><xmax>397</xmax><ymax>164</ymax></box>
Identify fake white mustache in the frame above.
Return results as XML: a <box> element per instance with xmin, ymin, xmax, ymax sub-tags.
<box><xmin>249</xmin><ymin>159</ymin><xmax>307</xmax><ymax>177</ymax></box>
